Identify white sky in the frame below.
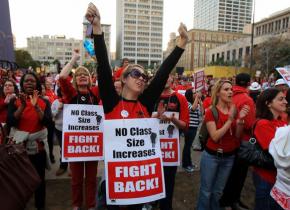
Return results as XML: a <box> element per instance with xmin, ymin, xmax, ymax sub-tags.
<box><xmin>8</xmin><ymin>0</ymin><xmax>290</xmax><ymax>51</ymax></box>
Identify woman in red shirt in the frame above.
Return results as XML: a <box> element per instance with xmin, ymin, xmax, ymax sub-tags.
<box><xmin>253</xmin><ymin>88</ymin><xmax>287</xmax><ymax>210</ymax></box>
<box><xmin>86</xmin><ymin>3</ymin><xmax>188</xmax><ymax>210</ymax></box>
<box><xmin>59</xmin><ymin>50</ymin><xmax>100</xmax><ymax>210</ymax></box>
<box><xmin>197</xmin><ymin>80</ymin><xmax>249</xmax><ymax>210</ymax></box>
<box><xmin>0</xmin><ymin>79</ymin><xmax>18</xmax><ymax>135</ymax></box>
<box><xmin>7</xmin><ymin>72</ymin><xmax>52</xmax><ymax>210</ymax></box>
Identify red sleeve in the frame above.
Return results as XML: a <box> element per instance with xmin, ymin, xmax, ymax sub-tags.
<box><xmin>176</xmin><ymin>93</ymin><xmax>189</xmax><ymax>130</ymax></box>
<box><xmin>204</xmin><ymin>108</ymin><xmax>214</xmax><ymax>122</ymax></box>
<box><xmin>59</xmin><ymin>78</ymin><xmax>77</xmax><ymax>103</ymax></box>
<box><xmin>254</xmin><ymin>119</ymin><xmax>275</xmax><ymax>150</ymax></box>
<box><xmin>241</xmin><ymin>98</ymin><xmax>256</xmax><ymax>130</ymax></box>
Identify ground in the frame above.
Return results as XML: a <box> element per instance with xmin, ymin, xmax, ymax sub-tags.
<box><xmin>26</xmin><ymin>145</ymin><xmax>255</xmax><ymax>210</ymax></box>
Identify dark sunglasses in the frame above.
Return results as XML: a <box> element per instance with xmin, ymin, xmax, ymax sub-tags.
<box><xmin>129</xmin><ymin>69</ymin><xmax>148</xmax><ymax>82</ymax></box>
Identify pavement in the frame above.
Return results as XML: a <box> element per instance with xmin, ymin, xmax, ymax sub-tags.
<box><xmin>26</xmin><ymin>138</ymin><xmax>255</xmax><ymax>210</ymax></box>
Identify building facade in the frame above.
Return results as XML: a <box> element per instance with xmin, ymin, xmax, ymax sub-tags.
<box><xmin>165</xmin><ymin>29</ymin><xmax>249</xmax><ymax>70</ymax></box>
<box><xmin>116</xmin><ymin>0</ymin><xmax>163</xmax><ymax>67</ymax></box>
<box><xmin>254</xmin><ymin>7</ymin><xmax>290</xmax><ymax>37</ymax></box>
<box><xmin>27</xmin><ymin>35</ymin><xmax>81</xmax><ymax>66</ymax></box>
<box><xmin>210</xmin><ymin>7</ymin><xmax>290</xmax><ymax>67</ymax></box>
<box><xmin>194</xmin><ymin>0</ymin><xmax>253</xmax><ymax>33</ymax></box>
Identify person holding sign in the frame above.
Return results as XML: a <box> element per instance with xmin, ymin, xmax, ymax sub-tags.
<box><xmin>59</xmin><ymin>50</ymin><xmax>100</xmax><ymax>210</ymax></box>
<box><xmin>153</xmin><ymin>75</ymin><xmax>189</xmax><ymax>210</ymax></box>
<box><xmin>196</xmin><ymin>79</ymin><xmax>249</xmax><ymax>210</ymax></box>
<box><xmin>85</xmin><ymin>2</ymin><xmax>188</xmax><ymax>209</ymax></box>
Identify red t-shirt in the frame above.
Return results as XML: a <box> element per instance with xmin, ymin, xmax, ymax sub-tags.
<box><xmin>0</xmin><ymin>97</ymin><xmax>8</xmax><ymax>124</ymax></box>
<box><xmin>14</xmin><ymin>98</ymin><xmax>47</xmax><ymax>133</ymax></box>
<box><xmin>203</xmin><ymin>97</ymin><xmax>211</xmax><ymax>110</ymax></box>
<box><xmin>105</xmin><ymin>100</ymin><xmax>150</xmax><ymax>119</ymax></box>
<box><xmin>254</xmin><ymin>119</ymin><xmax>287</xmax><ymax>184</ymax></box>
<box><xmin>204</xmin><ymin>107</ymin><xmax>238</xmax><ymax>152</ymax></box>
<box><xmin>45</xmin><ymin>89</ymin><xmax>57</xmax><ymax>104</ymax></box>
<box><xmin>59</xmin><ymin>78</ymin><xmax>99</xmax><ymax>104</ymax></box>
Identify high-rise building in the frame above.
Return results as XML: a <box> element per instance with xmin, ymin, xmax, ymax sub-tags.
<box><xmin>194</xmin><ymin>0</ymin><xmax>253</xmax><ymax>33</ymax></box>
<box><xmin>26</xmin><ymin>35</ymin><xmax>81</xmax><ymax>66</ymax></box>
<box><xmin>116</xmin><ymin>0</ymin><xmax>163</xmax><ymax>67</ymax></box>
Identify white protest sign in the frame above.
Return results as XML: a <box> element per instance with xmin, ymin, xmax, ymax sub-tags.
<box><xmin>156</xmin><ymin>112</ymin><xmax>180</xmax><ymax>166</ymax></box>
<box><xmin>276</xmin><ymin>67</ymin><xmax>290</xmax><ymax>87</ymax></box>
<box><xmin>104</xmin><ymin>118</ymin><xmax>165</xmax><ymax>205</ymax></box>
<box><xmin>194</xmin><ymin>69</ymin><xmax>205</xmax><ymax>91</ymax></box>
<box><xmin>62</xmin><ymin>104</ymin><xmax>104</xmax><ymax>162</ymax></box>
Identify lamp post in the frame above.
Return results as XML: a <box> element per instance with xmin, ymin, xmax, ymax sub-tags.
<box><xmin>250</xmin><ymin>0</ymin><xmax>256</xmax><ymax>71</ymax></box>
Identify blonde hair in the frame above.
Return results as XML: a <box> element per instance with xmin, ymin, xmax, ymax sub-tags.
<box><xmin>72</xmin><ymin>66</ymin><xmax>92</xmax><ymax>89</ymax></box>
<box><xmin>211</xmin><ymin>79</ymin><xmax>232</xmax><ymax>106</ymax></box>
<box><xmin>120</xmin><ymin>64</ymin><xmax>145</xmax><ymax>87</ymax></box>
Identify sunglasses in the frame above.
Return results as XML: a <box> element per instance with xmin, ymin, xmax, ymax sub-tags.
<box><xmin>128</xmin><ymin>69</ymin><xmax>148</xmax><ymax>82</ymax></box>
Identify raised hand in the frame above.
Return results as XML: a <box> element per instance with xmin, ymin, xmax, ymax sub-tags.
<box><xmin>29</xmin><ymin>90</ymin><xmax>39</xmax><ymax>107</ymax></box>
<box><xmin>238</xmin><ymin>105</ymin><xmax>250</xmax><ymax>119</ymax></box>
<box><xmin>177</xmin><ymin>23</ymin><xmax>188</xmax><ymax>49</ymax></box>
<box><xmin>85</xmin><ymin>3</ymin><xmax>102</xmax><ymax>34</ymax></box>
<box><xmin>228</xmin><ymin>104</ymin><xmax>237</xmax><ymax>121</ymax></box>
<box><xmin>19</xmin><ymin>92</ymin><xmax>27</xmax><ymax>107</ymax></box>
<box><xmin>72</xmin><ymin>49</ymin><xmax>81</xmax><ymax>62</ymax></box>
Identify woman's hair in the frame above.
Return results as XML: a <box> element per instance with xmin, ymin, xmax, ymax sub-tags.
<box><xmin>20</xmin><ymin>72</ymin><xmax>42</xmax><ymax>93</ymax></box>
<box><xmin>285</xmin><ymin>89</ymin><xmax>290</xmax><ymax>115</ymax></box>
<box><xmin>211</xmin><ymin>79</ymin><xmax>232</xmax><ymax>106</ymax></box>
<box><xmin>185</xmin><ymin>88</ymin><xmax>194</xmax><ymax>103</ymax></box>
<box><xmin>120</xmin><ymin>64</ymin><xmax>145</xmax><ymax>87</ymax></box>
<box><xmin>72</xmin><ymin>66</ymin><xmax>92</xmax><ymax>89</ymax></box>
<box><xmin>256</xmin><ymin>88</ymin><xmax>281</xmax><ymax>120</ymax></box>
<box><xmin>0</xmin><ymin>79</ymin><xmax>19</xmax><ymax>97</ymax></box>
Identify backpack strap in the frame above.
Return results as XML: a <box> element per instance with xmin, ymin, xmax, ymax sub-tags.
<box><xmin>211</xmin><ymin>106</ymin><xmax>219</xmax><ymax>124</ymax></box>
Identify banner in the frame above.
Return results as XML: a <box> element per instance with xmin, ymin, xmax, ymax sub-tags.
<box><xmin>104</xmin><ymin>118</ymin><xmax>165</xmax><ymax>205</ymax></box>
<box><xmin>276</xmin><ymin>67</ymin><xmax>290</xmax><ymax>87</ymax></box>
<box><xmin>157</xmin><ymin>112</ymin><xmax>180</xmax><ymax>166</ymax></box>
<box><xmin>194</xmin><ymin>69</ymin><xmax>205</xmax><ymax>91</ymax></box>
<box><xmin>62</xmin><ymin>104</ymin><xmax>104</xmax><ymax>162</ymax></box>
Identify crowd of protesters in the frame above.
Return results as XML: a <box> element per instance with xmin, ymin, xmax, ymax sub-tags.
<box><xmin>0</xmin><ymin>3</ymin><xmax>290</xmax><ymax>210</ymax></box>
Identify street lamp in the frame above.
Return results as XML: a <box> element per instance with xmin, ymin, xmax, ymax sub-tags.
<box><xmin>250</xmin><ymin>0</ymin><xmax>256</xmax><ymax>71</ymax></box>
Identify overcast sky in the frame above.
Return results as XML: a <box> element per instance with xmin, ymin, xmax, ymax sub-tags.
<box><xmin>8</xmin><ymin>0</ymin><xmax>290</xmax><ymax>51</ymax></box>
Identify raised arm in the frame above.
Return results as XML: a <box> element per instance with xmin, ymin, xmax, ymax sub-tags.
<box><xmin>59</xmin><ymin>50</ymin><xmax>80</xmax><ymax>80</ymax></box>
<box><xmin>140</xmin><ymin>23</ymin><xmax>188</xmax><ymax>113</ymax></box>
<box><xmin>86</xmin><ymin>3</ymin><xmax>119</xmax><ymax>113</ymax></box>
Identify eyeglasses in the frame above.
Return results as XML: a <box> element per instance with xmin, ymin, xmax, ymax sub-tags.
<box><xmin>128</xmin><ymin>69</ymin><xmax>148</xmax><ymax>82</ymax></box>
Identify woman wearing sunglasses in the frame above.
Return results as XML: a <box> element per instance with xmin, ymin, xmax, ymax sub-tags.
<box><xmin>59</xmin><ymin>50</ymin><xmax>100</xmax><ymax>210</ymax></box>
<box><xmin>86</xmin><ymin>3</ymin><xmax>188</xmax><ymax>210</ymax></box>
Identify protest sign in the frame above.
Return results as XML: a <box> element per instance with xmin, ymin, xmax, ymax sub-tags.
<box><xmin>104</xmin><ymin>118</ymin><xmax>165</xmax><ymax>205</ymax></box>
<box><xmin>276</xmin><ymin>67</ymin><xmax>290</xmax><ymax>87</ymax></box>
<box><xmin>62</xmin><ymin>104</ymin><xmax>104</xmax><ymax>162</ymax></box>
<box><xmin>156</xmin><ymin>112</ymin><xmax>180</xmax><ymax>166</ymax></box>
<box><xmin>194</xmin><ymin>69</ymin><xmax>205</xmax><ymax>91</ymax></box>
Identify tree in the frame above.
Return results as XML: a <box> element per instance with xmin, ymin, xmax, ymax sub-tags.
<box><xmin>249</xmin><ymin>36</ymin><xmax>290</xmax><ymax>76</ymax></box>
<box><xmin>15</xmin><ymin>49</ymin><xmax>35</xmax><ymax>69</ymax></box>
